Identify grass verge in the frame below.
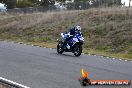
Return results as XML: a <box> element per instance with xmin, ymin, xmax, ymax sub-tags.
<box><xmin>0</xmin><ymin>7</ymin><xmax>132</xmax><ymax>60</ymax></box>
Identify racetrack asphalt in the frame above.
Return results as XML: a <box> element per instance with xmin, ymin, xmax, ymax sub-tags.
<box><xmin>0</xmin><ymin>41</ymin><xmax>132</xmax><ymax>88</ymax></box>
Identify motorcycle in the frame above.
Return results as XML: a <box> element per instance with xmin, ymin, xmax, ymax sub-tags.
<box><xmin>57</xmin><ymin>33</ymin><xmax>84</xmax><ymax>56</ymax></box>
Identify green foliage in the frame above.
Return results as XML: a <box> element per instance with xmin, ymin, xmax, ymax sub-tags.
<box><xmin>16</xmin><ymin>0</ymin><xmax>34</xmax><ymax>8</ymax></box>
<box><xmin>96</xmin><ymin>46</ymin><xmax>112</xmax><ymax>51</ymax></box>
<box><xmin>95</xmin><ymin>24</ymin><xmax>106</xmax><ymax>35</ymax></box>
<box><xmin>91</xmin><ymin>0</ymin><xmax>121</xmax><ymax>7</ymax></box>
<box><xmin>39</xmin><ymin>0</ymin><xmax>55</xmax><ymax>6</ymax></box>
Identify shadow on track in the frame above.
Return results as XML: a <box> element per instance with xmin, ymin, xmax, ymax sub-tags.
<box><xmin>52</xmin><ymin>52</ymin><xmax>83</xmax><ymax>58</ymax></box>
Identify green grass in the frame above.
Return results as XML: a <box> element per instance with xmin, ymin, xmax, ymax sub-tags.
<box><xmin>83</xmin><ymin>49</ymin><xmax>132</xmax><ymax>60</ymax></box>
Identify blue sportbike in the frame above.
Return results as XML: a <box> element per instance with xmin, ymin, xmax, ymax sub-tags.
<box><xmin>57</xmin><ymin>33</ymin><xmax>84</xmax><ymax>56</ymax></box>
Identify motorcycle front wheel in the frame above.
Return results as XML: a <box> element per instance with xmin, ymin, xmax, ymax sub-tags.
<box><xmin>74</xmin><ymin>45</ymin><xmax>82</xmax><ymax>57</ymax></box>
<box><xmin>57</xmin><ymin>42</ymin><xmax>64</xmax><ymax>54</ymax></box>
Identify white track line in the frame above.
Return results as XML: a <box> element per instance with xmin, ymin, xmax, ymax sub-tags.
<box><xmin>124</xmin><ymin>60</ymin><xmax>127</xmax><ymax>62</ymax></box>
<box><xmin>88</xmin><ymin>54</ymin><xmax>91</xmax><ymax>55</ymax></box>
<box><xmin>112</xmin><ymin>58</ymin><xmax>115</xmax><ymax>60</ymax></box>
<box><xmin>101</xmin><ymin>56</ymin><xmax>104</xmax><ymax>58</ymax></box>
<box><xmin>0</xmin><ymin>77</ymin><xmax>30</xmax><ymax>88</ymax></box>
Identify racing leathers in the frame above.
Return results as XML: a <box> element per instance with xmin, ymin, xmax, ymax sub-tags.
<box><xmin>63</xmin><ymin>27</ymin><xmax>83</xmax><ymax>48</ymax></box>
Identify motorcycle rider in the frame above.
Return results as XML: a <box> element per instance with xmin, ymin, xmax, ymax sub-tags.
<box><xmin>63</xmin><ymin>25</ymin><xmax>83</xmax><ymax>48</ymax></box>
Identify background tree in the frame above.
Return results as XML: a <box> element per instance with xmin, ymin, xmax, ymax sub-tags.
<box><xmin>90</xmin><ymin>0</ymin><xmax>121</xmax><ymax>7</ymax></box>
<box><xmin>0</xmin><ymin>0</ymin><xmax>122</xmax><ymax>9</ymax></box>
<box><xmin>39</xmin><ymin>0</ymin><xmax>55</xmax><ymax>7</ymax></box>
<box><xmin>129</xmin><ymin>0</ymin><xmax>131</xmax><ymax>7</ymax></box>
<box><xmin>0</xmin><ymin>0</ymin><xmax>16</xmax><ymax>9</ymax></box>
<box><xmin>16</xmin><ymin>0</ymin><xmax>34</xmax><ymax>8</ymax></box>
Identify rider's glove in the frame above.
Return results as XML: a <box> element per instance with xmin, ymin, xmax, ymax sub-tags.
<box><xmin>67</xmin><ymin>32</ymin><xmax>73</xmax><ymax>37</ymax></box>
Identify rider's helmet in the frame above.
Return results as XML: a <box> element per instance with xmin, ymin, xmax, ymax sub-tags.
<box><xmin>75</xmin><ymin>25</ymin><xmax>81</xmax><ymax>33</ymax></box>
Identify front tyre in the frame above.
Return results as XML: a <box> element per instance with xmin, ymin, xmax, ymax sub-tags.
<box><xmin>57</xmin><ymin>42</ymin><xmax>64</xmax><ymax>54</ymax></box>
<box><xmin>74</xmin><ymin>45</ymin><xmax>82</xmax><ymax>57</ymax></box>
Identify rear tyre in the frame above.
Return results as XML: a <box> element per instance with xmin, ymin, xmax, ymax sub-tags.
<box><xmin>74</xmin><ymin>45</ymin><xmax>82</xmax><ymax>57</ymax></box>
<box><xmin>57</xmin><ymin>42</ymin><xmax>64</xmax><ymax>54</ymax></box>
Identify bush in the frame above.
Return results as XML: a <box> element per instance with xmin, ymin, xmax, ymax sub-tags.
<box><xmin>16</xmin><ymin>0</ymin><xmax>34</xmax><ymax>8</ymax></box>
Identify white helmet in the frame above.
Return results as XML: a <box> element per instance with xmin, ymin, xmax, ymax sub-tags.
<box><xmin>76</xmin><ymin>26</ymin><xmax>81</xmax><ymax>31</ymax></box>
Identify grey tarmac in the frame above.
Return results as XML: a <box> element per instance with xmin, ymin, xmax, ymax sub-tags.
<box><xmin>0</xmin><ymin>41</ymin><xmax>132</xmax><ymax>88</ymax></box>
